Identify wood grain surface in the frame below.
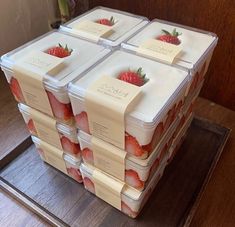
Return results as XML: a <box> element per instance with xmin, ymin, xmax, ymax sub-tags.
<box><xmin>190</xmin><ymin>98</ymin><xmax>235</xmax><ymax>227</ymax></box>
<box><xmin>0</xmin><ymin>117</ymin><xmax>229</xmax><ymax>227</ymax></box>
<box><xmin>89</xmin><ymin>0</ymin><xmax>235</xmax><ymax>110</ymax></box>
<box><xmin>0</xmin><ymin>188</ymin><xmax>50</xmax><ymax>227</ymax></box>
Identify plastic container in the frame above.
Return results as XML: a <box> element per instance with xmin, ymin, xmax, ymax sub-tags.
<box><xmin>168</xmin><ymin>113</ymin><xmax>194</xmax><ymax>162</ymax></box>
<box><xmin>19</xmin><ymin>103</ymin><xmax>80</xmax><ymax>158</ymax></box>
<box><xmin>122</xmin><ymin>19</ymin><xmax>218</xmax><ymax>97</ymax></box>
<box><xmin>69</xmin><ymin>49</ymin><xmax>189</xmax><ymax>160</ymax></box>
<box><xmin>60</xmin><ymin>6</ymin><xmax>149</xmax><ymax>48</ymax></box>
<box><xmin>0</xmin><ymin>30</ymin><xmax>111</xmax><ymax>123</ymax></box>
<box><xmin>78</xmin><ymin>115</ymin><xmax>179</xmax><ymax>191</ymax></box>
<box><xmin>32</xmin><ymin>136</ymin><xmax>82</xmax><ymax>183</ymax></box>
<box><xmin>80</xmin><ymin>154</ymin><xmax>168</xmax><ymax>218</ymax></box>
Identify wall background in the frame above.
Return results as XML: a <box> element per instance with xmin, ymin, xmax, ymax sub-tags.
<box><xmin>0</xmin><ymin>0</ymin><xmax>58</xmax><ymax>56</ymax></box>
<box><xmin>89</xmin><ymin>0</ymin><xmax>235</xmax><ymax>110</ymax></box>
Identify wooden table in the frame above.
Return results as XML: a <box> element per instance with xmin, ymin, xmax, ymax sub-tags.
<box><xmin>0</xmin><ymin>96</ymin><xmax>234</xmax><ymax>226</ymax></box>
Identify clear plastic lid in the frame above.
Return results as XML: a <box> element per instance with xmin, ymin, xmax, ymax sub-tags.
<box><xmin>31</xmin><ymin>135</ymin><xmax>81</xmax><ymax>164</ymax></box>
<box><xmin>19</xmin><ymin>103</ymin><xmax>77</xmax><ymax>137</ymax></box>
<box><xmin>60</xmin><ymin>6</ymin><xmax>149</xmax><ymax>47</ymax></box>
<box><xmin>81</xmin><ymin>154</ymin><xmax>167</xmax><ymax>201</ymax></box>
<box><xmin>122</xmin><ymin>19</ymin><xmax>218</xmax><ymax>70</ymax></box>
<box><xmin>0</xmin><ymin>30</ymin><xmax>111</xmax><ymax>92</ymax></box>
<box><xmin>69</xmin><ymin>49</ymin><xmax>188</xmax><ymax>127</ymax></box>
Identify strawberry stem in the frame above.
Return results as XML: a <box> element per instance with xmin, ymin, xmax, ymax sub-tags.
<box><xmin>110</xmin><ymin>16</ymin><xmax>115</xmax><ymax>25</ymax></box>
<box><xmin>162</xmin><ymin>28</ymin><xmax>182</xmax><ymax>37</ymax></box>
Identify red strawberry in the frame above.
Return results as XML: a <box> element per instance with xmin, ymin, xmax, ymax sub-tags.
<box><xmin>125</xmin><ymin>169</ymin><xmax>144</xmax><ymax>190</ymax></box>
<box><xmin>83</xmin><ymin>177</ymin><xmax>95</xmax><ymax>194</ymax></box>
<box><xmin>67</xmin><ymin>167</ymin><xmax>82</xmax><ymax>183</ymax></box>
<box><xmin>175</xmin><ymin>100</ymin><xmax>183</xmax><ymax>117</ymax></box>
<box><xmin>125</xmin><ymin>133</ymin><xmax>147</xmax><ymax>158</ymax></box>
<box><xmin>75</xmin><ymin>111</ymin><xmax>90</xmax><ymax>134</ymax></box>
<box><xmin>121</xmin><ymin>201</ymin><xmax>137</xmax><ymax>218</ymax></box>
<box><xmin>82</xmin><ymin>148</ymin><xmax>94</xmax><ymax>164</ymax></box>
<box><xmin>118</xmin><ymin>67</ymin><xmax>148</xmax><ymax>87</ymax></box>
<box><xmin>46</xmin><ymin>91</ymin><xmax>73</xmax><ymax>121</ymax></box>
<box><xmin>157</xmin><ymin>28</ymin><xmax>182</xmax><ymax>45</ymax></box>
<box><xmin>27</xmin><ymin>119</ymin><xmax>37</xmax><ymax>135</ymax></box>
<box><xmin>199</xmin><ymin>62</ymin><xmax>207</xmax><ymax>82</ymax></box>
<box><xmin>164</xmin><ymin>104</ymin><xmax>176</xmax><ymax>131</ymax></box>
<box><xmin>150</xmin><ymin>122</ymin><xmax>164</xmax><ymax>149</ymax></box>
<box><xmin>96</xmin><ymin>16</ymin><xmax>114</xmax><ymax>26</ymax></box>
<box><xmin>9</xmin><ymin>77</ymin><xmax>24</xmax><ymax>102</ymax></box>
<box><xmin>150</xmin><ymin>157</ymin><xmax>160</xmax><ymax>176</ymax></box>
<box><xmin>60</xmin><ymin>136</ymin><xmax>80</xmax><ymax>155</ymax></box>
<box><xmin>159</xmin><ymin>144</ymin><xmax>168</xmax><ymax>161</ymax></box>
<box><xmin>46</xmin><ymin>44</ymin><xmax>72</xmax><ymax>58</ymax></box>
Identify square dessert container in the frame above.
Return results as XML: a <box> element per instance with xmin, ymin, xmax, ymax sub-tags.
<box><xmin>121</xmin><ymin>19</ymin><xmax>218</xmax><ymax>97</ymax></box>
<box><xmin>80</xmin><ymin>155</ymin><xmax>168</xmax><ymax>218</ymax></box>
<box><xmin>31</xmin><ymin>136</ymin><xmax>82</xmax><ymax>183</ymax></box>
<box><xmin>68</xmin><ymin>49</ymin><xmax>189</xmax><ymax>160</ymax></box>
<box><xmin>0</xmin><ymin>30</ymin><xmax>111</xmax><ymax>123</ymax></box>
<box><xmin>78</xmin><ymin>116</ymin><xmax>180</xmax><ymax>191</ymax></box>
<box><xmin>18</xmin><ymin>103</ymin><xmax>80</xmax><ymax>158</ymax></box>
<box><xmin>60</xmin><ymin>6</ymin><xmax>149</xmax><ymax>48</ymax></box>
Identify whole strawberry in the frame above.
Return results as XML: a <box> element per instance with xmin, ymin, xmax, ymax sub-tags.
<box><xmin>96</xmin><ymin>16</ymin><xmax>115</xmax><ymax>26</ymax></box>
<box><xmin>46</xmin><ymin>44</ymin><xmax>73</xmax><ymax>58</ymax></box>
<box><xmin>157</xmin><ymin>28</ymin><xmax>182</xmax><ymax>45</ymax></box>
<box><xmin>118</xmin><ymin>67</ymin><xmax>148</xmax><ymax>87</ymax></box>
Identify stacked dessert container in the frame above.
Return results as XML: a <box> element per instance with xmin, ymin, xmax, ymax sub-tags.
<box><xmin>68</xmin><ymin>49</ymin><xmax>192</xmax><ymax>216</ymax></box>
<box><xmin>1</xmin><ymin>6</ymin><xmax>218</xmax><ymax>218</ymax></box>
<box><xmin>60</xmin><ymin>6</ymin><xmax>149</xmax><ymax>48</ymax></box>
<box><xmin>0</xmin><ymin>29</ymin><xmax>111</xmax><ymax>182</ymax></box>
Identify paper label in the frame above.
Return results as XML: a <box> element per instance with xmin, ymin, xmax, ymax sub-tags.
<box><xmin>137</xmin><ymin>39</ymin><xmax>182</xmax><ymax>63</ymax></box>
<box><xmin>40</xmin><ymin>142</ymin><xmax>67</xmax><ymax>174</ymax></box>
<box><xmin>85</xmin><ymin>76</ymin><xmax>141</xmax><ymax>149</ymax></box>
<box><xmin>93</xmin><ymin>169</ymin><xmax>124</xmax><ymax>210</ymax></box>
<box><xmin>72</xmin><ymin>21</ymin><xmax>113</xmax><ymax>42</ymax></box>
<box><xmin>29</xmin><ymin>108</ymin><xmax>62</xmax><ymax>150</ymax></box>
<box><xmin>92</xmin><ymin>137</ymin><xmax>126</xmax><ymax>180</ymax></box>
<box><xmin>13</xmin><ymin>51</ymin><xmax>64</xmax><ymax>116</ymax></box>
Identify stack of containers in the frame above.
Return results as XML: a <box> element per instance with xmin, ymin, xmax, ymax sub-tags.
<box><xmin>0</xmin><ymin>6</ymin><xmax>218</xmax><ymax>218</ymax></box>
<box><xmin>0</xmin><ymin>30</ymin><xmax>112</xmax><ymax>183</ymax></box>
<box><xmin>68</xmin><ymin>49</ymin><xmax>190</xmax><ymax>217</ymax></box>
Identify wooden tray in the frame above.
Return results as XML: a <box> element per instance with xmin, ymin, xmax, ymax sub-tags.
<box><xmin>0</xmin><ymin>117</ymin><xmax>230</xmax><ymax>227</ymax></box>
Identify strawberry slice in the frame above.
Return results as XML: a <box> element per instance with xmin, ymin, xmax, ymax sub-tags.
<box><xmin>150</xmin><ymin>157</ymin><xmax>160</xmax><ymax>176</ymax></box>
<box><xmin>121</xmin><ymin>201</ymin><xmax>137</xmax><ymax>218</ymax></box>
<box><xmin>83</xmin><ymin>177</ymin><xmax>95</xmax><ymax>194</ymax></box>
<box><xmin>175</xmin><ymin>100</ymin><xmax>183</xmax><ymax>117</ymax></box>
<box><xmin>164</xmin><ymin>104</ymin><xmax>176</xmax><ymax>131</ymax></box>
<box><xmin>75</xmin><ymin>111</ymin><xmax>90</xmax><ymax>134</ymax></box>
<box><xmin>96</xmin><ymin>16</ymin><xmax>115</xmax><ymax>26</ymax></box>
<box><xmin>82</xmin><ymin>148</ymin><xmax>94</xmax><ymax>164</ymax></box>
<box><xmin>46</xmin><ymin>44</ymin><xmax>72</xmax><ymax>58</ymax></box>
<box><xmin>60</xmin><ymin>136</ymin><xmax>80</xmax><ymax>155</ymax></box>
<box><xmin>125</xmin><ymin>169</ymin><xmax>144</xmax><ymax>190</ymax></box>
<box><xmin>9</xmin><ymin>77</ymin><xmax>24</xmax><ymax>102</ymax></box>
<box><xmin>199</xmin><ymin>62</ymin><xmax>207</xmax><ymax>82</ymax></box>
<box><xmin>46</xmin><ymin>91</ymin><xmax>73</xmax><ymax>121</ymax></box>
<box><xmin>27</xmin><ymin>119</ymin><xmax>37</xmax><ymax>135</ymax></box>
<box><xmin>125</xmin><ymin>133</ymin><xmax>147</xmax><ymax>158</ymax></box>
<box><xmin>67</xmin><ymin>167</ymin><xmax>82</xmax><ymax>183</ymax></box>
<box><xmin>157</xmin><ymin>28</ymin><xmax>182</xmax><ymax>45</ymax></box>
<box><xmin>118</xmin><ymin>67</ymin><xmax>148</xmax><ymax>87</ymax></box>
<box><xmin>150</xmin><ymin>122</ymin><xmax>164</xmax><ymax>149</ymax></box>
